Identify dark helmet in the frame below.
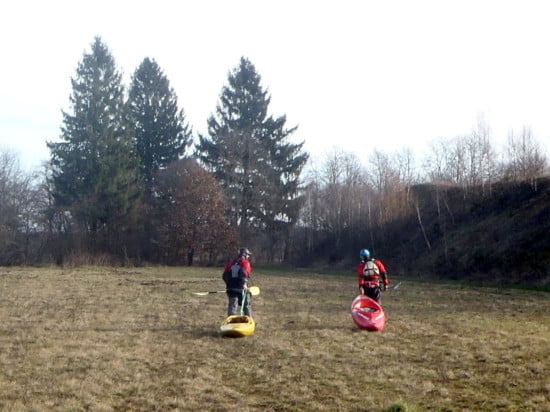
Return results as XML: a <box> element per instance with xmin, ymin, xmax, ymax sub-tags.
<box><xmin>238</xmin><ymin>247</ymin><xmax>252</xmax><ymax>258</ymax></box>
<box><xmin>360</xmin><ymin>249</ymin><xmax>370</xmax><ymax>259</ymax></box>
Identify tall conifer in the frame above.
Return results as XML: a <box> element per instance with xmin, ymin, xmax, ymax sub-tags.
<box><xmin>196</xmin><ymin>57</ymin><xmax>308</xmax><ymax>260</ymax></box>
<box><xmin>48</xmin><ymin>37</ymin><xmax>141</xmax><ymax>253</ymax></box>
<box><xmin>127</xmin><ymin>58</ymin><xmax>192</xmax><ymax>193</ymax></box>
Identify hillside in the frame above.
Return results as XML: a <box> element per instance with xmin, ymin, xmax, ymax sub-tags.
<box><xmin>385</xmin><ymin>177</ymin><xmax>550</xmax><ymax>287</ymax></box>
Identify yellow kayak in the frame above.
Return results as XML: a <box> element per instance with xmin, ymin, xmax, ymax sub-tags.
<box><xmin>220</xmin><ymin>315</ymin><xmax>256</xmax><ymax>337</ymax></box>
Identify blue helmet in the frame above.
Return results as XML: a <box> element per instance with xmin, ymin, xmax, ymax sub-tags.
<box><xmin>360</xmin><ymin>249</ymin><xmax>370</xmax><ymax>259</ymax></box>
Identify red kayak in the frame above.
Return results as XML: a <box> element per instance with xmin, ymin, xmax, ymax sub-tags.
<box><xmin>350</xmin><ymin>295</ymin><xmax>386</xmax><ymax>331</ymax></box>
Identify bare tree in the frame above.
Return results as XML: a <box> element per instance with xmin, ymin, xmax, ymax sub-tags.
<box><xmin>154</xmin><ymin>158</ymin><xmax>237</xmax><ymax>265</ymax></box>
<box><xmin>0</xmin><ymin>150</ymin><xmax>46</xmax><ymax>264</ymax></box>
<box><xmin>423</xmin><ymin>138</ymin><xmax>454</xmax><ymax>184</ymax></box>
<box><xmin>368</xmin><ymin>149</ymin><xmax>406</xmax><ymax>224</ymax></box>
<box><xmin>463</xmin><ymin>118</ymin><xmax>497</xmax><ymax>195</ymax></box>
<box><xmin>298</xmin><ymin>149</ymin><xmax>370</xmax><ymax>256</ymax></box>
<box><xmin>414</xmin><ymin>200</ymin><xmax>432</xmax><ymax>251</ymax></box>
<box><xmin>504</xmin><ymin>127</ymin><xmax>548</xmax><ymax>190</ymax></box>
<box><xmin>298</xmin><ymin>174</ymin><xmax>322</xmax><ymax>256</ymax></box>
<box><xmin>318</xmin><ymin>149</ymin><xmax>365</xmax><ymax>250</ymax></box>
<box><xmin>394</xmin><ymin>147</ymin><xmax>419</xmax><ymax>200</ymax></box>
<box><xmin>423</xmin><ymin>117</ymin><xmax>497</xmax><ymax>196</ymax></box>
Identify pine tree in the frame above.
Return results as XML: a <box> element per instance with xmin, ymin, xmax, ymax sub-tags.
<box><xmin>195</xmin><ymin>57</ymin><xmax>308</xmax><ymax>261</ymax></box>
<box><xmin>127</xmin><ymin>58</ymin><xmax>192</xmax><ymax>193</ymax></box>
<box><xmin>47</xmin><ymin>37</ymin><xmax>141</xmax><ymax>254</ymax></box>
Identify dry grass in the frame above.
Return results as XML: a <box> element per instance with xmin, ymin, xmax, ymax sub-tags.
<box><xmin>0</xmin><ymin>266</ymin><xmax>548</xmax><ymax>411</ymax></box>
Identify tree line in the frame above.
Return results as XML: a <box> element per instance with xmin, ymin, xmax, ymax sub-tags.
<box><xmin>1</xmin><ymin>37</ymin><xmax>548</xmax><ymax>268</ymax></box>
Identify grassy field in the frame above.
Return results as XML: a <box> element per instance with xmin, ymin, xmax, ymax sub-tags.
<box><xmin>0</xmin><ymin>266</ymin><xmax>548</xmax><ymax>411</ymax></box>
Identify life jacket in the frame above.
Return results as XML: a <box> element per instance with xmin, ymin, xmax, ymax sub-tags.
<box><xmin>223</xmin><ymin>258</ymin><xmax>247</xmax><ymax>290</ymax></box>
<box><xmin>362</xmin><ymin>259</ymin><xmax>380</xmax><ymax>283</ymax></box>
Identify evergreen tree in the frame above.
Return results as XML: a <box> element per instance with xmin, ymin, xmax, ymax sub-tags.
<box><xmin>127</xmin><ymin>58</ymin><xmax>192</xmax><ymax>192</ymax></box>
<box><xmin>47</xmin><ymin>37</ymin><xmax>141</xmax><ymax>254</ymax></box>
<box><xmin>195</xmin><ymin>57</ymin><xmax>308</xmax><ymax>261</ymax></box>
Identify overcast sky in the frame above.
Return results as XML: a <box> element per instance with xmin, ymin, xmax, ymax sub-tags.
<box><xmin>1</xmin><ymin>0</ymin><xmax>549</xmax><ymax>170</ymax></box>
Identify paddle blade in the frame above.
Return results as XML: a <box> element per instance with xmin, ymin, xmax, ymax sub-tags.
<box><xmin>191</xmin><ymin>290</ymin><xmax>225</xmax><ymax>296</ymax></box>
<box><xmin>192</xmin><ymin>288</ymin><xmax>259</xmax><ymax>297</ymax></box>
<box><xmin>390</xmin><ymin>282</ymin><xmax>402</xmax><ymax>290</ymax></box>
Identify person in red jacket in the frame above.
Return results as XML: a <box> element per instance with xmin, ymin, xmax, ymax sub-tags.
<box><xmin>222</xmin><ymin>247</ymin><xmax>253</xmax><ymax>316</ymax></box>
<box><xmin>357</xmin><ymin>248</ymin><xmax>389</xmax><ymax>303</ymax></box>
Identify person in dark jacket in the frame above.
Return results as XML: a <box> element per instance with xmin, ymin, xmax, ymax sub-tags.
<box><xmin>222</xmin><ymin>247</ymin><xmax>253</xmax><ymax>316</ymax></box>
<box><xmin>357</xmin><ymin>248</ymin><xmax>389</xmax><ymax>303</ymax></box>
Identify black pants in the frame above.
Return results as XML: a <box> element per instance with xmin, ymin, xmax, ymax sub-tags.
<box><xmin>364</xmin><ymin>286</ymin><xmax>381</xmax><ymax>303</ymax></box>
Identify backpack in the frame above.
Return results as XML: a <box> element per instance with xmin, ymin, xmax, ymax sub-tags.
<box><xmin>363</xmin><ymin>259</ymin><xmax>380</xmax><ymax>278</ymax></box>
<box><xmin>223</xmin><ymin>259</ymin><xmax>246</xmax><ymax>287</ymax></box>
<box><xmin>230</xmin><ymin>260</ymin><xmax>246</xmax><ymax>279</ymax></box>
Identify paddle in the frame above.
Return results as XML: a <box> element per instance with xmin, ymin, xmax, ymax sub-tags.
<box><xmin>386</xmin><ymin>281</ymin><xmax>402</xmax><ymax>291</ymax></box>
<box><xmin>240</xmin><ymin>289</ymin><xmax>247</xmax><ymax>316</ymax></box>
<box><xmin>191</xmin><ymin>290</ymin><xmax>225</xmax><ymax>296</ymax></box>
<box><xmin>192</xmin><ymin>285</ymin><xmax>260</xmax><ymax>297</ymax></box>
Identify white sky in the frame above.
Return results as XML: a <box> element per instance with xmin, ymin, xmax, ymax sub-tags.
<box><xmin>1</xmin><ymin>0</ymin><xmax>550</xmax><ymax>171</ymax></box>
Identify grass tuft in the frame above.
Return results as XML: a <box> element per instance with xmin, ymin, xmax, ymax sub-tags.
<box><xmin>383</xmin><ymin>402</ymin><xmax>409</xmax><ymax>412</ymax></box>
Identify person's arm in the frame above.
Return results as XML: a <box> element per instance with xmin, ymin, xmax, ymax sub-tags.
<box><xmin>376</xmin><ymin>260</ymin><xmax>389</xmax><ymax>288</ymax></box>
<box><xmin>357</xmin><ymin>263</ymin><xmax>365</xmax><ymax>294</ymax></box>
<box><xmin>357</xmin><ymin>263</ymin><xmax>364</xmax><ymax>284</ymax></box>
<box><xmin>222</xmin><ymin>260</ymin><xmax>232</xmax><ymax>285</ymax></box>
<box><xmin>224</xmin><ymin>259</ymin><xmax>234</xmax><ymax>273</ymax></box>
<box><xmin>242</xmin><ymin>260</ymin><xmax>252</xmax><ymax>276</ymax></box>
<box><xmin>242</xmin><ymin>260</ymin><xmax>252</xmax><ymax>289</ymax></box>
